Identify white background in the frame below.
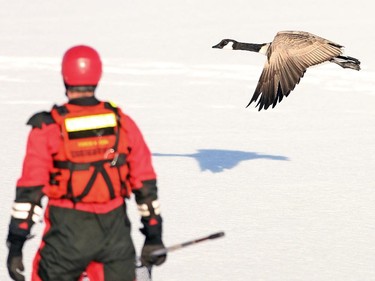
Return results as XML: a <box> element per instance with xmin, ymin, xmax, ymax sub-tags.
<box><xmin>1</xmin><ymin>1</ymin><xmax>374</xmax><ymax>280</ymax></box>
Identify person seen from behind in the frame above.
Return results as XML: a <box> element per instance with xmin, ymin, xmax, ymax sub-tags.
<box><xmin>6</xmin><ymin>45</ymin><xmax>166</xmax><ymax>281</ymax></box>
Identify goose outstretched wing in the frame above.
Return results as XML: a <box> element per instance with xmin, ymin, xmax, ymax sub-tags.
<box><xmin>248</xmin><ymin>31</ymin><xmax>343</xmax><ymax>110</ymax></box>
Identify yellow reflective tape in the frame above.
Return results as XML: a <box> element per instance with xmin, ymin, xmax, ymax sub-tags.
<box><xmin>108</xmin><ymin>101</ymin><xmax>117</xmax><ymax>108</ymax></box>
<box><xmin>65</xmin><ymin>113</ymin><xmax>117</xmax><ymax>132</ymax></box>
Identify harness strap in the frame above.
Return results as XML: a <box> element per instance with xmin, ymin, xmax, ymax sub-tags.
<box><xmin>103</xmin><ymin>103</ymin><xmax>130</xmax><ymax>197</ymax></box>
<box><xmin>53</xmin><ymin>154</ymin><xmax>127</xmax><ymax>171</ymax></box>
<box><xmin>53</xmin><ymin>154</ymin><xmax>127</xmax><ymax>202</ymax></box>
<box><xmin>104</xmin><ymin>102</ymin><xmax>121</xmax><ymax>152</ymax></box>
<box><xmin>71</xmin><ymin>164</ymin><xmax>116</xmax><ymax>202</ymax></box>
<box><xmin>73</xmin><ymin>164</ymin><xmax>101</xmax><ymax>202</ymax></box>
<box><xmin>98</xmin><ymin>165</ymin><xmax>116</xmax><ymax>199</ymax></box>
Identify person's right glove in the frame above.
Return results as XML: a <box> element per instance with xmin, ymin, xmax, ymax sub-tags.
<box><xmin>134</xmin><ymin>181</ymin><xmax>167</xmax><ymax>267</ymax></box>
<box><xmin>141</xmin><ymin>236</ymin><xmax>167</xmax><ymax>267</ymax></box>
<box><xmin>6</xmin><ymin>233</ymin><xmax>26</xmax><ymax>281</ymax></box>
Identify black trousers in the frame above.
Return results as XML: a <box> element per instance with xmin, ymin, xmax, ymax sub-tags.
<box><xmin>33</xmin><ymin>203</ymin><xmax>136</xmax><ymax>281</ymax></box>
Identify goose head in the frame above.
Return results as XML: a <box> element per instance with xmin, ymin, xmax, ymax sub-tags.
<box><xmin>212</xmin><ymin>39</ymin><xmax>238</xmax><ymax>50</ymax></box>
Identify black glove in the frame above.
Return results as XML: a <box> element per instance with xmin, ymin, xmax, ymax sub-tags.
<box><xmin>141</xmin><ymin>237</ymin><xmax>167</xmax><ymax>267</ymax></box>
<box><xmin>140</xmin><ymin>216</ymin><xmax>166</xmax><ymax>267</ymax></box>
<box><xmin>7</xmin><ymin>234</ymin><xmax>26</xmax><ymax>281</ymax></box>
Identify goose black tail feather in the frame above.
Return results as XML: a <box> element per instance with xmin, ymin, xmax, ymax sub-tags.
<box><xmin>331</xmin><ymin>55</ymin><xmax>361</xmax><ymax>71</ymax></box>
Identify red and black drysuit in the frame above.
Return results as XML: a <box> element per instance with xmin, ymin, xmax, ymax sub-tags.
<box><xmin>7</xmin><ymin>97</ymin><xmax>165</xmax><ymax>281</ymax></box>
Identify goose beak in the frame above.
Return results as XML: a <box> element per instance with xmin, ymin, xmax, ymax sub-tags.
<box><xmin>212</xmin><ymin>43</ymin><xmax>221</xmax><ymax>49</ymax></box>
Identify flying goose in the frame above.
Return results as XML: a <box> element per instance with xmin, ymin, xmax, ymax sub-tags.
<box><xmin>212</xmin><ymin>31</ymin><xmax>361</xmax><ymax>110</ymax></box>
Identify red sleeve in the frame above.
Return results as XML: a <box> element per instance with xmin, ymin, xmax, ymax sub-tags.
<box><xmin>9</xmin><ymin>123</ymin><xmax>60</xmax><ymax>237</ymax></box>
<box><xmin>120</xmin><ymin>112</ymin><xmax>157</xmax><ymax>190</ymax></box>
<box><xmin>16</xmin><ymin>123</ymin><xmax>61</xmax><ymax>187</ymax></box>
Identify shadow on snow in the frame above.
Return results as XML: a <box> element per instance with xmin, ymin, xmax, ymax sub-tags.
<box><xmin>153</xmin><ymin>149</ymin><xmax>289</xmax><ymax>173</ymax></box>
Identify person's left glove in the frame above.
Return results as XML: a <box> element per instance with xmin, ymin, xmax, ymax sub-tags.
<box><xmin>6</xmin><ymin>233</ymin><xmax>26</xmax><ymax>281</ymax></box>
<box><xmin>141</xmin><ymin>237</ymin><xmax>167</xmax><ymax>267</ymax></box>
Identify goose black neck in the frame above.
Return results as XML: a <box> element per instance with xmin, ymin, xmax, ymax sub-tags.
<box><xmin>235</xmin><ymin>42</ymin><xmax>265</xmax><ymax>52</ymax></box>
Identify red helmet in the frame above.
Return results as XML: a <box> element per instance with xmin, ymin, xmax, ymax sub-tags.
<box><xmin>62</xmin><ymin>45</ymin><xmax>102</xmax><ymax>86</ymax></box>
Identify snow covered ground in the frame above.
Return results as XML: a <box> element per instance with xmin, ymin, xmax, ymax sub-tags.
<box><xmin>1</xmin><ymin>0</ymin><xmax>374</xmax><ymax>280</ymax></box>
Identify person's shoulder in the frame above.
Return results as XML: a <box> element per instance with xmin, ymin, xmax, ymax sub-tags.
<box><xmin>102</xmin><ymin>100</ymin><xmax>138</xmax><ymax>123</ymax></box>
<box><xmin>103</xmin><ymin>101</ymin><xmax>129</xmax><ymax>118</ymax></box>
<box><xmin>27</xmin><ymin>111</ymin><xmax>55</xmax><ymax>129</ymax></box>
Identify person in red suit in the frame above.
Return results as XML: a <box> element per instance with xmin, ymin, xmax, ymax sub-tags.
<box><xmin>6</xmin><ymin>45</ymin><xmax>166</xmax><ymax>281</ymax></box>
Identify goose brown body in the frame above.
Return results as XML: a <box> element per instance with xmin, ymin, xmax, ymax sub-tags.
<box><xmin>213</xmin><ymin>31</ymin><xmax>361</xmax><ymax>110</ymax></box>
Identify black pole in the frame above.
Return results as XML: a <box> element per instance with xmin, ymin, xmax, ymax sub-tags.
<box><xmin>151</xmin><ymin>231</ymin><xmax>225</xmax><ymax>257</ymax></box>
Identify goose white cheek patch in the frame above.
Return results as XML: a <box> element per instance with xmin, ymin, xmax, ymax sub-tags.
<box><xmin>223</xmin><ymin>42</ymin><xmax>234</xmax><ymax>50</ymax></box>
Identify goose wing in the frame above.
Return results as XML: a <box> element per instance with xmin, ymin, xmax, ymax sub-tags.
<box><xmin>248</xmin><ymin>31</ymin><xmax>344</xmax><ymax>110</ymax></box>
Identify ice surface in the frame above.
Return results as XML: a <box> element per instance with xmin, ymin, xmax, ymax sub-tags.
<box><xmin>1</xmin><ymin>1</ymin><xmax>374</xmax><ymax>280</ymax></box>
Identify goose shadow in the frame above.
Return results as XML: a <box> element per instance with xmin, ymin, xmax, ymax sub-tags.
<box><xmin>153</xmin><ymin>149</ymin><xmax>289</xmax><ymax>173</ymax></box>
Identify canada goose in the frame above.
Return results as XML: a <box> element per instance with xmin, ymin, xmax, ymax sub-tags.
<box><xmin>212</xmin><ymin>31</ymin><xmax>361</xmax><ymax>110</ymax></box>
